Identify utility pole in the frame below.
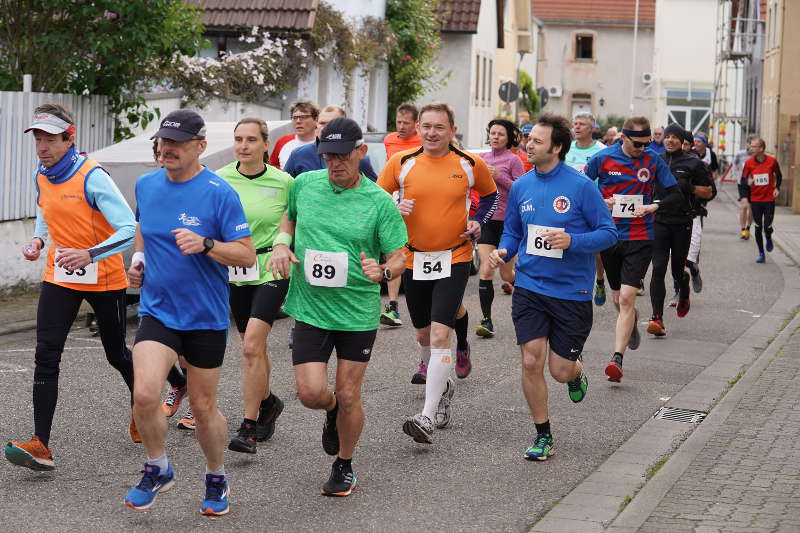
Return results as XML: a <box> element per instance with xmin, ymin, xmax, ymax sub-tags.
<box><xmin>629</xmin><ymin>0</ymin><xmax>640</xmax><ymax>114</ymax></box>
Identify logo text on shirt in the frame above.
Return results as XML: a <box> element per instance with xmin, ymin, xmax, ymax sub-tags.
<box><xmin>178</xmin><ymin>213</ymin><xmax>201</xmax><ymax>226</ymax></box>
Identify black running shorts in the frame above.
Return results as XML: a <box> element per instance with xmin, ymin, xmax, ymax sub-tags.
<box><xmin>291</xmin><ymin>321</ymin><xmax>377</xmax><ymax>365</ymax></box>
<box><xmin>511</xmin><ymin>287</ymin><xmax>592</xmax><ymax>361</ymax></box>
<box><xmin>477</xmin><ymin>220</ymin><xmax>504</xmax><ymax>247</ymax></box>
<box><xmin>402</xmin><ymin>261</ymin><xmax>471</xmax><ymax>329</ymax></box>
<box><xmin>229</xmin><ymin>279</ymin><xmax>289</xmax><ymax>332</ymax></box>
<box><xmin>600</xmin><ymin>240</ymin><xmax>653</xmax><ymax>291</ymax></box>
<box><xmin>134</xmin><ymin>315</ymin><xmax>227</xmax><ymax>369</ymax></box>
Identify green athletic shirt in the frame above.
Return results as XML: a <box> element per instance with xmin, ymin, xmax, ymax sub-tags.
<box><xmin>565</xmin><ymin>140</ymin><xmax>606</xmax><ymax>173</ymax></box>
<box><xmin>216</xmin><ymin>161</ymin><xmax>293</xmax><ymax>285</ymax></box>
<box><xmin>284</xmin><ymin>169</ymin><xmax>408</xmax><ymax>331</ymax></box>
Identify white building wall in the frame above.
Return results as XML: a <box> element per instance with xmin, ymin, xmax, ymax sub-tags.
<box><xmin>422</xmin><ymin>34</ymin><xmax>474</xmax><ymax>142</ymax></box>
<box><xmin>0</xmin><ymin>219</ymin><xmax>43</xmax><ymax>291</ymax></box>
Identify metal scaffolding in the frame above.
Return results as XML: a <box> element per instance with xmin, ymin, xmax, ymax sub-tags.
<box><xmin>711</xmin><ymin>0</ymin><xmax>764</xmax><ymax>162</ymax></box>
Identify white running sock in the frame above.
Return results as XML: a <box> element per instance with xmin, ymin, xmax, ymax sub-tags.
<box><xmin>147</xmin><ymin>453</ymin><xmax>168</xmax><ymax>472</ymax></box>
<box><xmin>421</xmin><ymin>349</ymin><xmax>453</xmax><ymax>420</ymax></box>
<box><xmin>419</xmin><ymin>344</ymin><xmax>431</xmax><ymax>365</ymax></box>
<box><xmin>206</xmin><ymin>466</ymin><xmax>226</xmax><ymax>477</ymax></box>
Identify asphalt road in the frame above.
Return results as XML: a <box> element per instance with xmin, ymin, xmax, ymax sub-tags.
<box><xmin>0</xmin><ymin>194</ymin><xmax>783</xmax><ymax>532</ymax></box>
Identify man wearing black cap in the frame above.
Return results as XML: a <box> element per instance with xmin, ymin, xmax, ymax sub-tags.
<box><xmin>5</xmin><ymin>103</ymin><xmax>137</xmax><ymax>472</ymax></box>
<box><xmin>268</xmin><ymin>117</ymin><xmax>408</xmax><ymax>496</ymax></box>
<box><xmin>123</xmin><ymin>109</ymin><xmax>256</xmax><ymax>516</ymax></box>
<box><xmin>646</xmin><ymin>124</ymin><xmax>713</xmax><ymax>337</ymax></box>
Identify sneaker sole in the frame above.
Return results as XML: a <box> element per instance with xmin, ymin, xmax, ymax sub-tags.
<box><xmin>4</xmin><ymin>445</ymin><xmax>54</xmax><ymax>471</ymax></box>
<box><xmin>411</xmin><ymin>373</ymin><xmax>427</xmax><ymax>385</ymax></box>
<box><xmin>628</xmin><ymin>310</ymin><xmax>640</xmax><ymax>350</ymax></box>
<box><xmin>201</xmin><ymin>504</ymin><xmax>230</xmax><ymax>516</ymax></box>
<box><xmin>475</xmin><ymin>326</ymin><xmax>494</xmax><ymax>338</ymax></box>
<box><xmin>321</xmin><ymin>481</ymin><xmax>357</xmax><ymax>497</ymax></box>
<box><xmin>605</xmin><ymin>363</ymin><xmax>623</xmax><ymax>383</ymax></box>
<box><xmin>322</xmin><ymin>422</ymin><xmax>339</xmax><ymax>456</ymax></box>
<box><xmin>228</xmin><ymin>438</ymin><xmax>256</xmax><ymax>454</ymax></box>
<box><xmin>124</xmin><ymin>479</ymin><xmax>175</xmax><ymax>511</ymax></box>
<box><xmin>256</xmin><ymin>399</ymin><xmax>284</xmax><ymax>441</ymax></box>
<box><xmin>402</xmin><ymin>419</ymin><xmax>433</xmax><ymax>444</ymax></box>
<box><xmin>435</xmin><ymin>381</ymin><xmax>456</xmax><ymax>429</ymax></box>
<box><xmin>379</xmin><ymin>315</ymin><xmax>402</xmax><ymax>327</ymax></box>
<box><xmin>455</xmin><ymin>363</ymin><xmax>472</xmax><ymax>379</ymax></box>
<box><xmin>177</xmin><ymin>422</ymin><xmax>196</xmax><ymax>430</ymax></box>
<box><xmin>676</xmin><ymin>302</ymin><xmax>690</xmax><ymax>318</ymax></box>
<box><xmin>568</xmin><ymin>376</ymin><xmax>588</xmax><ymax>403</ymax></box>
<box><xmin>646</xmin><ymin>322</ymin><xmax>666</xmax><ymax>336</ymax></box>
<box><xmin>524</xmin><ymin>449</ymin><xmax>554</xmax><ymax>461</ymax></box>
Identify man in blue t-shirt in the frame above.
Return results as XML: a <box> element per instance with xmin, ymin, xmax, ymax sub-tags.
<box><xmin>123</xmin><ymin>110</ymin><xmax>255</xmax><ymax>516</ymax></box>
<box><xmin>490</xmin><ymin>114</ymin><xmax>617</xmax><ymax>461</ymax></box>
<box><xmin>585</xmin><ymin>116</ymin><xmax>681</xmax><ymax>384</ymax></box>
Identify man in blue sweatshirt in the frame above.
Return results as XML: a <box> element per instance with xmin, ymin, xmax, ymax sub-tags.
<box><xmin>490</xmin><ymin>114</ymin><xmax>617</xmax><ymax>461</ymax></box>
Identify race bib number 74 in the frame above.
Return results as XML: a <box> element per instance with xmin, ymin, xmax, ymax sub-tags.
<box><xmin>612</xmin><ymin>194</ymin><xmax>643</xmax><ymax>218</ymax></box>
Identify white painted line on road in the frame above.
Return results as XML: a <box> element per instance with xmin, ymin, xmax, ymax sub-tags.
<box><xmin>2</xmin><ymin>347</ymin><xmax>105</xmax><ymax>353</ymax></box>
<box><xmin>67</xmin><ymin>335</ymin><xmax>103</xmax><ymax>344</ymax></box>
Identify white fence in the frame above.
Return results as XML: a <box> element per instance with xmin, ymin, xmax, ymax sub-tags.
<box><xmin>0</xmin><ymin>91</ymin><xmax>114</xmax><ymax>222</ymax></box>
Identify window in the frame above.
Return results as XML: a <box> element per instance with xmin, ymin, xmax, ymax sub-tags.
<box><xmin>474</xmin><ymin>54</ymin><xmax>481</xmax><ymax>104</ymax></box>
<box><xmin>485</xmin><ymin>59</ymin><xmax>493</xmax><ymax>106</ymax></box>
<box><xmin>575</xmin><ymin>34</ymin><xmax>593</xmax><ymax>60</ymax></box>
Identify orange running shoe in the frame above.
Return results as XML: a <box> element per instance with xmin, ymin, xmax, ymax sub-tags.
<box><xmin>647</xmin><ymin>315</ymin><xmax>666</xmax><ymax>337</ymax></box>
<box><xmin>129</xmin><ymin>415</ymin><xmax>142</xmax><ymax>443</ymax></box>
<box><xmin>177</xmin><ymin>407</ymin><xmax>196</xmax><ymax>430</ymax></box>
<box><xmin>4</xmin><ymin>436</ymin><xmax>54</xmax><ymax>471</ymax></box>
<box><xmin>162</xmin><ymin>385</ymin><xmax>187</xmax><ymax>417</ymax></box>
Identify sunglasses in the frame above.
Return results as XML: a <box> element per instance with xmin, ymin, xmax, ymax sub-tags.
<box><xmin>629</xmin><ymin>139</ymin><xmax>650</xmax><ymax>148</ymax></box>
<box><xmin>321</xmin><ymin>152</ymin><xmax>354</xmax><ymax>163</ymax></box>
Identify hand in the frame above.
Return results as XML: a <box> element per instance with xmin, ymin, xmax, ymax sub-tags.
<box><xmin>604</xmin><ymin>196</ymin><xmax>616</xmax><ymax>211</ymax></box>
<box><xmin>267</xmin><ymin>244</ymin><xmax>299</xmax><ymax>280</ymax></box>
<box><xmin>171</xmin><ymin>228</ymin><xmax>205</xmax><ymax>255</ymax></box>
<box><xmin>487</xmin><ymin>165</ymin><xmax>498</xmax><ymax>179</ymax></box>
<box><xmin>633</xmin><ymin>204</ymin><xmax>658</xmax><ymax>217</ymax></box>
<box><xmin>542</xmin><ymin>229</ymin><xmax>571</xmax><ymax>250</ymax></box>
<box><xmin>55</xmin><ymin>247</ymin><xmax>92</xmax><ymax>270</ymax></box>
<box><xmin>22</xmin><ymin>239</ymin><xmax>42</xmax><ymax>261</ymax></box>
<box><xmin>398</xmin><ymin>198</ymin><xmax>415</xmax><ymax>216</ymax></box>
<box><xmin>460</xmin><ymin>220</ymin><xmax>481</xmax><ymax>240</ymax></box>
<box><xmin>747</xmin><ymin>176</ymin><xmax>754</xmax><ymax>186</ymax></box>
<box><xmin>127</xmin><ymin>261</ymin><xmax>144</xmax><ymax>289</ymax></box>
<box><xmin>489</xmin><ymin>248</ymin><xmax>507</xmax><ymax>268</ymax></box>
<box><xmin>360</xmin><ymin>252</ymin><xmax>382</xmax><ymax>283</ymax></box>
<box><xmin>773</xmin><ymin>188</ymin><xmax>779</xmax><ymax>199</ymax></box>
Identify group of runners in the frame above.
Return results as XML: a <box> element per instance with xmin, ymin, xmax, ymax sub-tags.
<box><xmin>4</xmin><ymin>98</ymin><xmax>783</xmax><ymax>515</ymax></box>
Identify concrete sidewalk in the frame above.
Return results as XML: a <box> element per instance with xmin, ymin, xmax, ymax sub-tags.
<box><xmin>532</xmin><ymin>182</ymin><xmax>800</xmax><ymax>532</ymax></box>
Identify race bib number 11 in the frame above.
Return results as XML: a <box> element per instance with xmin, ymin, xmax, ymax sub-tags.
<box><xmin>228</xmin><ymin>261</ymin><xmax>259</xmax><ymax>282</ymax></box>
<box><xmin>304</xmin><ymin>249</ymin><xmax>348</xmax><ymax>287</ymax></box>
<box><xmin>612</xmin><ymin>194</ymin><xmax>643</xmax><ymax>218</ymax></box>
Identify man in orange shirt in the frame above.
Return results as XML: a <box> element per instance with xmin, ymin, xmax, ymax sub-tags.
<box><xmin>380</xmin><ymin>103</ymin><xmax>423</xmax><ymax>328</ymax></box>
<box><xmin>378</xmin><ymin>103</ymin><xmax>498</xmax><ymax>444</ymax></box>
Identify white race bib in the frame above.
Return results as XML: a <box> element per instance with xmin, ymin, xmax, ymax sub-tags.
<box><xmin>412</xmin><ymin>250</ymin><xmax>452</xmax><ymax>280</ymax></box>
<box><xmin>526</xmin><ymin>225</ymin><xmax>564</xmax><ymax>259</ymax></box>
<box><xmin>612</xmin><ymin>194</ymin><xmax>644</xmax><ymax>218</ymax></box>
<box><xmin>304</xmin><ymin>249</ymin><xmax>348</xmax><ymax>287</ymax></box>
<box><xmin>53</xmin><ymin>257</ymin><xmax>98</xmax><ymax>284</ymax></box>
<box><xmin>228</xmin><ymin>261</ymin><xmax>259</xmax><ymax>282</ymax></box>
<box><xmin>753</xmin><ymin>173</ymin><xmax>769</xmax><ymax>186</ymax></box>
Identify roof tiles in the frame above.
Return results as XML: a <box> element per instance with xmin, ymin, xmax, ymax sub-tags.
<box><xmin>532</xmin><ymin>0</ymin><xmax>656</xmax><ymax>26</ymax></box>
<box><xmin>193</xmin><ymin>0</ymin><xmax>319</xmax><ymax>31</ymax></box>
<box><xmin>437</xmin><ymin>0</ymin><xmax>482</xmax><ymax>33</ymax></box>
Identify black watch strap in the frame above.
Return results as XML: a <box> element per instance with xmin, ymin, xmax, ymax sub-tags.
<box><xmin>201</xmin><ymin>237</ymin><xmax>214</xmax><ymax>255</ymax></box>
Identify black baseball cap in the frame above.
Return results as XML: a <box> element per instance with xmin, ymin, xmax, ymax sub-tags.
<box><xmin>151</xmin><ymin>109</ymin><xmax>206</xmax><ymax>141</ymax></box>
<box><xmin>317</xmin><ymin>117</ymin><xmax>363</xmax><ymax>155</ymax></box>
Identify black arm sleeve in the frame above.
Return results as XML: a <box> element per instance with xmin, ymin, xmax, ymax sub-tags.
<box><xmin>472</xmin><ymin>191</ymin><xmax>499</xmax><ymax>226</ymax></box>
<box><xmin>658</xmin><ymin>184</ymin><xmax>683</xmax><ymax>211</ymax></box>
<box><xmin>775</xmin><ymin>161</ymin><xmax>783</xmax><ymax>190</ymax></box>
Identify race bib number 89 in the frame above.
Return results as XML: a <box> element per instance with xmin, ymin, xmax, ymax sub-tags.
<box><xmin>526</xmin><ymin>225</ymin><xmax>564</xmax><ymax>259</ymax></box>
<box><xmin>412</xmin><ymin>250</ymin><xmax>452</xmax><ymax>280</ymax></box>
<box><xmin>304</xmin><ymin>249</ymin><xmax>348</xmax><ymax>287</ymax></box>
<box><xmin>612</xmin><ymin>194</ymin><xmax>643</xmax><ymax>218</ymax></box>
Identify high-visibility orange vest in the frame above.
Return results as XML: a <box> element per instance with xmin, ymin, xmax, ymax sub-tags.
<box><xmin>36</xmin><ymin>157</ymin><xmax>128</xmax><ymax>291</ymax></box>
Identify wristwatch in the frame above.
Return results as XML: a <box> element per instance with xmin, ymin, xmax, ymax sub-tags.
<box><xmin>201</xmin><ymin>237</ymin><xmax>215</xmax><ymax>255</ymax></box>
<box><xmin>382</xmin><ymin>267</ymin><xmax>392</xmax><ymax>281</ymax></box>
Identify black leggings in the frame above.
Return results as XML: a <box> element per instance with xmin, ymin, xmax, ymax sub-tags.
<box><xmin>650</xmin><ymin>221</ymin><xmax>692</xmax><ymax>316</ymax></box>
<box><xmin>751</xmin><ymin>201</ymin><xmax>775</xmax><ymax>254</ymax></box>
<box><xmin>33</xmin><ymin>282</ymin><xmax>134</xmax><ymax>447</ymax></box>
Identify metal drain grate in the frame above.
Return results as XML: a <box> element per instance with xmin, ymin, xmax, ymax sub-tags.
<box><xmin>653</xmin><ymin>407</ymin><xmax>707</xmax><ymax>424</ymax></box>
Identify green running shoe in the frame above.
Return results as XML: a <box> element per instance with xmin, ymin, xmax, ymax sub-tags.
<box><xmin>567</xmin><ymin>371</ymin><xmax>588</xmax><ymax>403</ymax></box>
<box><xmin>524</xmin><ymin>433</ymin><xmax>554</xmax><ymax>461</ymax></box>
<box><xmin>593</xmin><ymin>280</ymin><xmax>606</xmax><ymax>306</ymax></box>
<box><xmin>380</xmin><ymin>305</ymin><xmax>403</xmax><ymax>327</ymax></box>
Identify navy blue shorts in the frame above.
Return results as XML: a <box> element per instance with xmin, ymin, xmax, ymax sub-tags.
<box><xmin>511</xmin><ymin>286</ymin><xmax>592</xmax><ymax>361</ymax></box>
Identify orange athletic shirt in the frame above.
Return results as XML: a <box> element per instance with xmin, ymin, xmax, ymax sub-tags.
<box><xmin>383</xmin><ymin>132</ymin><xmax>422</xmax><ymax>160</ymax></box>
<box><xmin>36</xmin><ymin>158</ymin><xmax>128</xmax><ymax>291</ymax></box>
<box><xmin>378</xmin><ymin>146</ymin><xmax>497</xmax><ymax>268</ymax></box>
<box><xmin>515</xmin><ymin>149</ymin><xmax>533</xmax><ymax>172</ymax></box>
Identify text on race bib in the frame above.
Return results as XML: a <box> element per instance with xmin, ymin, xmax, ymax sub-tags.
<box><xmin>53</xmin><ymin>255</ymin><xmax>98</xmax><ymax>284</ymax></box>
<box><xmin>612</xmin><ymin>194</ymin><xmax>644</xmax><ymax>218</ymax></box>
<box><xmin>526</xmin><ymin>225</ymin><xmax>564</xmax><ymax>259</ymax></box>
<box><xmin>753</xmin><ymin>173</ymin><xmax>769</xmax><ymax>186</ymax></box>
<box><xmin>304</xmin><ymin>249</ymin><xmax>348</xmax><ymax>287</ymax></box>
<box><xmin>228</xmin><ymin>261</ymin><xmax>260</xmax><ymax>282</ymax></box>
<box><xmin>412</xmin><ymin>250</ymin><xmax>452</xmax><ymax>281</ymax></box>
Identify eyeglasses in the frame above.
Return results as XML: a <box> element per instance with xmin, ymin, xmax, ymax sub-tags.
<box><xmin>291</xmin><ymin>114</ymin><xmax>313</xmax><ymax>122</ymax></box>
<box><xmin>629</xmin><ymin>139</ymin><xmax>650</xmax><ymax>148</ymax></box>
<box><xmin>321</xmin><ymin>152</ymin><xmax>353</xmax><ymax>163</ymax></box>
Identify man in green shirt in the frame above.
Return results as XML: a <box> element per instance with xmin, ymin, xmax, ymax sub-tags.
<box><xmin>268</xmin><ymin>118</ymin><xmax>407</xmax><ymax>497</ymax></box>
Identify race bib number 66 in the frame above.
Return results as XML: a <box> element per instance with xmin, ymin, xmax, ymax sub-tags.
<box><xmin>526</xmin><ymin>225</ymin><xmax>564</xmax><ymax>259</ymax></box>
<box><xmin>304</xmin><ymin>249</ymin><xmax>348</xmax><ymax>287</ymax></box>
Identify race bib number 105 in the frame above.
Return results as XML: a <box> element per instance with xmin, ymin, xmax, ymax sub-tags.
<box><xmin>304</xmin><ymin>249</ymin><xmax>348</xmax><ymax>287</ymax></box>
<box><xmin>753</xmin><ymin>173</ymin><xmax>769</xmax><ymax>186</ymax></box>
<box><xmin>612</xmin><ymin>194</ymin><xmax>644</xmax><ymax>218</ymax></box>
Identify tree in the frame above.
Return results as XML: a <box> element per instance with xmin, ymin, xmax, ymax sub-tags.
<box><xmin>0</xmin><ymin>1</ymin><xmax>204</xmax><ymax>140</ymax></box>
<box><xmin>385</xmin><ymin>0</ymin><xmax>443</xmax><ymax>129</ymax></box>
<box><xmin>518</xmin><ymin>70</ymin><xmax>540</xmax><ymax>120</ymax></box>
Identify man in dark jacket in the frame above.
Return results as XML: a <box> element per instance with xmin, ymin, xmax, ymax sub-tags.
<box><xmin>647</xmin><ymin>124</ymin><xmax>713</xmax><ymax>337</ymax></box>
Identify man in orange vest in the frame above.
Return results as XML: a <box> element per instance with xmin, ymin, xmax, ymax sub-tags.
<box><xmin>5</xmin><ymin>103</ymin><xmax>137</xmax><ymax>472</ymax></box>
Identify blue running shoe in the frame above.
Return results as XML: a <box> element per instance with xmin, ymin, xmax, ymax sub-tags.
<box><xmin>201</xmin><ymin>474</ymin><xmax>230</xmax><ymax>516</ymax></box>
<box><xmin>124</xmin><ymin>463</ymin><xmax>175</xmax><ymax>510</ymax></box>
<box><xmin>756</xmin><ymin>253</ymin><xmax>766</xmax><ymax>263</ymax></box>
<box><xmin>593</xmin><ymin>279</ymin><xmax>606</xmax><ymax>306</ymax></box>
<box><xmin>524</xmin><ymin>433</ymin><xmax>554</xmax><ymax>461</ymax></box>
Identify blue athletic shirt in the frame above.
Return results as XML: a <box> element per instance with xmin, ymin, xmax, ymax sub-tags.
<box><xmin>584</xmin><ymin>143</ymin><xmax>677</xmax><ymax>241</ymax></box>
<box><xmin>499</xmin><ymin>162</ymin><xmax>618</xmax><ymax>301</ymax></box>
<box><xmin>135</xmin><ymin>167</ymin><xmax>251</xmax><ymax>330</ymax></box>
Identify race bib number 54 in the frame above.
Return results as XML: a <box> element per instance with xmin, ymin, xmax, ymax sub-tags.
<box><xmin>526</xmin><ymin>225</ymin><xmax>564</xmax><ymax>259</ymax></box>
<box><xmin>412</xmin><ymin>250</ymin><xmax>452</xmax><ymax>280</ymax></box>
<box><xmin>304</xmin><ymin>249</ymin><xmax>348</xmax><ymax>287</ymax></box>
<box><xmin>612</xmin><ymin>194</ymin><xmax>643</xmax><ymax>218</ymax></box>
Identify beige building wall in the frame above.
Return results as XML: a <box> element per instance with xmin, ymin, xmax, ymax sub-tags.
<box><xmin>537</xmin><ymin>24</ymin><xmax>655</xmax><ymax>121</ymax></box>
